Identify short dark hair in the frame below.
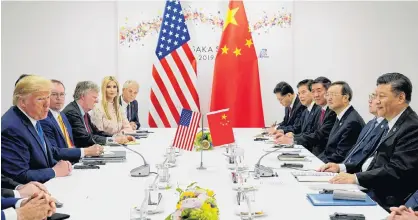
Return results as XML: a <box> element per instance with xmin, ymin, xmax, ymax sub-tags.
<box><xmin>330</xmin><ymin>81</ymin><xmax>353</xmax><ymax>101</ymax></box>
<box><xmin>297</xmin><ymin>79</ymin><xmax>313</xmax><ymax>91</ymax></box>
<box><xmin>273</xmin><ymin>81</ymin><xmax>294</xmax><ymax>96</ymax></box>
<box><xmin>311</xmin><ymin>76</ymin><xmax>331</xmax><ymax>90</ymax></box>
<box><xmin>51</xmin><ymin>79</ymin><xmax>66</xmax><ymax>90</ymax></box>
<box><xmin>15</xmin><ymin>74</ymin><xmax>31</xmax><ymax>86</ymax></box>
<box><xmin>377</xmin><ymin>72</ymin><xmax>412</xmax><ymax>103</ymax></box>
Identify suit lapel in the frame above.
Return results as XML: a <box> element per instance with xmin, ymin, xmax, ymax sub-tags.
<box><xmin>49</xmin><ymin>111</ymin><xmax>66</xmax><ymax>142</ymax></box>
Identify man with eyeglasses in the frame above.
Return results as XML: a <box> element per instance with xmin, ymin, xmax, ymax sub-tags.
<box><xmin>315</xmin><ymin>81</ymin><xmax>365</xmax><ymax>163</ymax></box>
<box><xmin>2</xmin><ymin>75</ymin><xmax>72</xmax><ymax>183</ymax></box>
<box><xmin>318</xmin><ymin>91</ymin><xmax>387</xmax><ymax>172</ymax></box>
<box><xmin>40</xmin><ymin>80</ymin><xmax>103</xmax><ymax>163</ymax></box>
<box><xmin>328</xmin><ymin>73</ymin><xmax>418</xmax><ymax>210</ymax></box>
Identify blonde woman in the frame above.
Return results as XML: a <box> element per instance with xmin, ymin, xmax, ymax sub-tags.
<box><xmin>90</xmin><ymin>76</ymin><xmax>133</xmax><ymax>135</ymax></box>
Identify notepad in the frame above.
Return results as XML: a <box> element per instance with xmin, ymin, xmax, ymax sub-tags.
<box><xmin>306</xmin><ymin>193</ymin><xmax>377</xmax><ymax>206</ymax></box>
<box><xmin>292</xmin><ymin>171</ymin><xmax>337</xmax><ymax>182</ymax></box>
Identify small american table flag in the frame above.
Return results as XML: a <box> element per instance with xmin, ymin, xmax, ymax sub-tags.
<box><xmin>172</xmin><ymin>109</ymin><xmax>201</xmax><ymax>151</ymax></box>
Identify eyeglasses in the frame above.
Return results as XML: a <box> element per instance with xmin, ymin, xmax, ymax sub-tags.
<box><xmin>51</xmin><ymin>93</ymin><xmax>66</xmax><ymax>98</ymax></box>
<box><xmin>325</xmin><ymin>93</ymin><xmax>343</xmax><ymax>98</ymax></box>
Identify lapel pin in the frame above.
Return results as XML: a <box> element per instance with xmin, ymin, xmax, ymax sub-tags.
<box><xmin>339</xmin><ymin>122</ymin><xmax>342</xmax><ymax>126</ymax></box>
<box><xmin>381</xmin><ymin>125</ymin><xmax>384</xmax><ymax>128</ymax></box>
<box><xmin>393</xmin><ymin>127</ymin><xmax>397</xmax><ymax>132</ymax></box>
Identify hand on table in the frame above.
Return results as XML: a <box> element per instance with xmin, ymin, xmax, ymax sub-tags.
<box><xmin>129</xmin><ymin>122</ymin><xmax>137</xmax><ymax>130</ymax></box>
<box><xmin>52</xmin><ymin>160</ymin><xmax>72</xmax><ymax>177</ymax></box>
<box><xmin>329</xmin><ymin>173</ymin><xmax>356</xmax><ymax>184</ymax></box>
<box><xmin>387</xmin><ymin>206</ymin><xmax>418</xmax><ymax>220</ymax></box>
<box><xmin>317</xmin><ymin>163</ymin><xmax>340</xmax><ymax>173</ymax></box>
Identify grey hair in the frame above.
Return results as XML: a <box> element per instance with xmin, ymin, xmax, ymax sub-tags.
<box><xmin>73</xmin><ymin>81</ymin><xmax>99</xmax><ymax>100</ymax></box>
<box><xmin>123</xmin><ymin>80</ymin><xmax>139</xmax><ymax>89</ymax></box>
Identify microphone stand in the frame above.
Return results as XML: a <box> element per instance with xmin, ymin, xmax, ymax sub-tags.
<box><xmin>122</xmin><ymin>145</ymin><xmax>151</xmax><ymax>177</ymax></box>
<box><xmin>254</xmin><ymin>144</ymin><xmax>292</xmax><ymax>178</ymax></box>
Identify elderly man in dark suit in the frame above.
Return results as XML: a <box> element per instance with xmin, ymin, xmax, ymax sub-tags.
<box><xmin>319</xmin><ymin>91</ymin><xmax>387</xmax><ymax>171</ymax></box>
<box><xmin>62</xmin><ymin>81</ymin><xmax>134</xmax><ymax>148</ymax></box>
<box><xmin>119</xmin><ymin>80</ymin><xmax>140</xmax><ymax>130</ymax></box>
<box><xmin>330</xmin><ymin>73</ymin><xmax>418</xmax><ymax>210</ymax></box>
<box><xmin>317</xmin><ymin>81</ymin><xmax>365</xmax><ymax>163</ymax></box>
<box><xmin>2</xmin><ymin>75</ymin><xmax>72</xmax><ymax>183</ymax></box>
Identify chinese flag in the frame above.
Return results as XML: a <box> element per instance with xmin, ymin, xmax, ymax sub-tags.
<box><xmin>210</xmin><ymin>0</ymin><xmax>265</xmax><ymax>128</ymax></box>
<box><xmin>207</xmin><ymin>109</ymin><xmax>235</xmax><ymax>146</ymax></box>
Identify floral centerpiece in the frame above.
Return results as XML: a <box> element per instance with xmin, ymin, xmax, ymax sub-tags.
<box><xmin>194</xmin><ymin>130</ymin><xmax>213</xmax><ymax>151</ymax></box>
<box><xmin>165</xmin><ymin>182</ymin><xmax>219</xmax><ymax>220</ymax></box>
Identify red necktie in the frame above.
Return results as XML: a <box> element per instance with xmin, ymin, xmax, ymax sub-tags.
<box><xmin>320</xmin><ymin>109</ymin><xmax>326</xmax><ymax>124</ymax></box>
<box><xmin>84</xmin><ymin>114</ymin><xmax>92</xmax><ymax>133</ymax></box>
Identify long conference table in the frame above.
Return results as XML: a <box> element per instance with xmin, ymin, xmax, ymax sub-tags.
<box><xmin>44</xmin><ymin>128</ymin><xmax>389</xmax><ymax>220</ymax></box>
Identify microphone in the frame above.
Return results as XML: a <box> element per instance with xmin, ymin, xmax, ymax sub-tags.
<box><xmin>121</xmin><ymin>145</ymin><xmax>150</xmax><ymax>177</ymax></box>
<box><xmin>254</xmin><ymin>144</ymin><xmax>293</xmax><ymax>178</ymax></box>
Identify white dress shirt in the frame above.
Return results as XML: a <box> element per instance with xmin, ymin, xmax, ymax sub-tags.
<box><xmin>336</xmin><ymin>105</ymin><xmax>352</xmax><ymax>121</ymax></box>
<box><xmin>307</xmin><ymin>101</ymin><xmax>315</xmax><ymax>112</ymax></box>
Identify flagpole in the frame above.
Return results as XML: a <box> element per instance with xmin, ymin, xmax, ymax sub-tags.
<box><xmin>197</xmin><ymin>112</ymin><xmax>206</xmax><ymax>170</ymax></box>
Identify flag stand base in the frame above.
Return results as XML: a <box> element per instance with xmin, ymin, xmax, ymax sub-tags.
<box><xmin>196</xmin><ymin>146</ymin><xmax>206</xmax><ymax>170</ymax></box>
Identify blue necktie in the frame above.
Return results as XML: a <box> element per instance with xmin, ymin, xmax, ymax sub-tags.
<box><xmin>343</xmin><ymin>118</ymin><xmax>378</xmax><ymax>163</ymax></box>
<box><xmin>127</xmin><ymin>104</ymin><xmax>131</xmax><ymax>121</ymax></box>
<box><xmin>36</xmin><ymin>121</ymin><xmax>46</xmax><ymax>153</ymax></box>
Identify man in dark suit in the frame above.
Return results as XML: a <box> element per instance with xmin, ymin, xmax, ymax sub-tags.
<box><xmin>319</xmin><ymin>90</ymin><xmax>387</xmax><ymax>173</ymax></box>
<box><xmin>268</xmin><ymin>81</ymin><xmax>306</xmax><ymax>134</ymax></box>
<box><xmin>319</xmin><ymin>91</ymin><xmax>387</xmax><ymax>172</ymax></box>
<box><xmin>1</xmin><ymin>191</ymin><xmax>55</xmax><ymax>220</ymax></box>
<box><xmin>40</xmin><ymin>80</ymin><xmax>103</xmax><ymax>161</ymax></box>
<box><xmin>2</xmin><ymin>75</ymin><xmax>72</xmax><ymax>183</ymax></box>
<box><xmin>1</xmin><ymin>174</ymin><xmax>48</xmax><ymax>199</ymax></box>
<box><xmin>120</xmin><ymin>80</ymin><xmax>140</xmax><ymax>130</ymax></box>
<box><xmin>317</xmin><ymin>81</ymin><xmax>365</xmax><ymax>163</ymax></box>
<box><xmin>330</xmin><ymin>73</ymin><xmax>418</xmax><ymax>210</ymax></box>
<box><xmin>276</xmin><ymin>77</ymin><xmax>337</xmax><ymax>156</ymax></box>
<box><xmin>62</xmin><ymin>81</ymin><xmax>134</xmax><ymax>148</ymax></box>
<box><xmin>280</xmin><ymin>79</ymin><xmax>321</xmax><ymax>135</ymax></box>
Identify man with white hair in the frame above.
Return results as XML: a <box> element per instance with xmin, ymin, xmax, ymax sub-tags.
<box><xmin>62</xmin><ymin>81</ymin><xmax>134</xmax><ymax>147</ymax></box>
<box><xmin>119</xmin><ymin>80</ymin><xmax>140</xmax><ymax>130</ymax></box>
<box><xmin>2</xmin><ymin>75</ymin><xmax>72</xmax><ymax>183</ymax></box>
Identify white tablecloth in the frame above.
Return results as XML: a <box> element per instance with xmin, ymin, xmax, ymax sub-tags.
<box><xmin>44</xmin><ymin>128</ymin><xmax>389</xmax><ymax>220</ymax></box>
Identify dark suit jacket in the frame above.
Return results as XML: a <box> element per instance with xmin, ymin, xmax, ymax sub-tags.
<box><xmin>119</xmin><ymin>96</ymin><xmax>140</xmax><ymax>128</ymax></box>
<box><xmin>1</xmin><ymin>196</ymin><xmax>19</xmax><ymax>209</ymax></box>
<box><xmin>1</xmin><ymin>175</ymin><xmax>20</xmax><ymax>198</ymax></box>
<box><xmin>318</xmin><ymin>106</ymin><xmax>365</xmax><ymax>163</ymax></box>
<box><xmin>62</xmin><ymin>101</ymin><xmax>112</xmax><ymax>147</ymax></box>
<box><xmin>1</xmin><ymin>106</ymin><xmax>57</xmax><ymax>184</ymax></box>
<box><xmin>40</xmin><ymin>111</ymin><xmax>81</xmax><ymax>162</ymax></box>
<box><xmin>347</xmin><ymin>106</ymin><xmax>418</xmax><ymax>209</ymax></box>
<box><xmin>1</xmin><ymin>197</ymin><xmax>19</xmax><ymax>219</ymax></box>
<box><xmin>284</xmin><ymin>103</ymin><xmax>321</xmax><ymax>135</ymax></box>
<box><xmin>277</xmin><ymin>96</ymin><xmax>306</xmax><ymax>130</ymax></box>
<box><xmin>294</xmin><ymin>106</ymin><xmax>337</xmax><ymax>156</ymax></box>
<box><xmin>344</xmin><ymin>118</ymin><xmax>387</xmax><ymax>167</ymax></box>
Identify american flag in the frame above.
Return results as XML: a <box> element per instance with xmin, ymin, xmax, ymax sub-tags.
<box><xmin>172</xmin><ymin>109</ymin><xmax>201</xmax><ymax>151</ymax></box>
<box><xmin>148</xmin><ymin>0</ymin><xmax>200</xmax><ymax>128</ymax></box>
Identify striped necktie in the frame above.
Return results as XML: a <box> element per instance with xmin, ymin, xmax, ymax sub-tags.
<box><xmin>57</xmin><ymin>114</ymin><xmax>73</xmax><ymax>148</ymax></box>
